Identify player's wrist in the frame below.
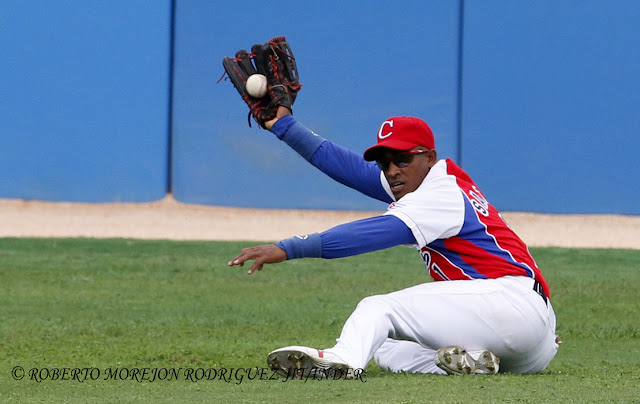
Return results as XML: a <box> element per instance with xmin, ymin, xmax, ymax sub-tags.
<box><xmin>265</xmin><ymin>107</ymin><xmax>293</xmax><ymax>130</ymax></box>
<box><xmin>275</xmin><ymin>233</ymin><xmax>322</xmax><ymax>259</ymax></box>
<box><xmin>270</xmin><ymin>114</ymin><xmax>297</xmax><ymax>139</ymax></box>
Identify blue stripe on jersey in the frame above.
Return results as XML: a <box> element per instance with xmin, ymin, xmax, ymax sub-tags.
<box><xmin>459</xmin><ymin>195</ymin><xmax>536</xmax><ymax>278</ymax></box>
<box><xmin>430</xmin><ymin>195</ymin><xmax>535</xmax><ymax>279</ymax></box>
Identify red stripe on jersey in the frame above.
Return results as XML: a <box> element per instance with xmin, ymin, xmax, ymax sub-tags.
<box><xmin>442</xmin><ymin>159</ymin><xmax>551</xmax><ymax>298</ymax></box>
<box><xmin>420</xmin><ymin>245</ymin><xmax>474</xmax><ymax>281</ymax></box>
<box><xmin>442</xmin><ymin>236</ymin><xmax>530</xmax><ymax>278</ymax></box>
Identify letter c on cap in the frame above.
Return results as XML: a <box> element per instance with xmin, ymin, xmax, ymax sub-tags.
<box><xmin>378</xmin><ymin>120</ymin><xmax>393</xmax><ymax>139</ymax></box>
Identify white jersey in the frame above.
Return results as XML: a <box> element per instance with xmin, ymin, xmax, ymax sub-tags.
<box><xmin>383</xmin><ymin>159</ymin><xmax>550</xmax><ymax>297</ymax></box>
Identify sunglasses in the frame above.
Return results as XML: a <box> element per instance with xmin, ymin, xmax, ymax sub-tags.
<box><xmin>375</xmin><ymin>149</ymin><xmax>429</xmax><ymax>171</ymax></box>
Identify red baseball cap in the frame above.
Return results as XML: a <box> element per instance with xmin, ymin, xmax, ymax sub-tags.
<box><xmin>363</xmin><ymin>116</ymin><xmax>435</xmax><ymax>161</ymax></box>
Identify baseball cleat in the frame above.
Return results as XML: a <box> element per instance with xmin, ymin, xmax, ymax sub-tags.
<box><xmin>434</xmin><ymin>345</ymin><xmax>500</xmax><ymax>375</ymax></box>
<box><xmin>267</xmin><ymin>345</ymin><xmax>351</xmax><ymax>379</ymax></box>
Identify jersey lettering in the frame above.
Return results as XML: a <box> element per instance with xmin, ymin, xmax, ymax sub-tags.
<box><xmin>420</xmin><ymin>247</ymin><xmax>431</xmax><ymax>267</ymax></box>
<box><xmin>431</xmin><ymin>263</ymin><xmax>449</xmax><ymax>280</ymax></box>
<box><xmin>421</xmin><ymin>160</ymin><xmax>550</xmax><ymax>297</ymax></box>
<box><xmin>469</xmin><ymin>186</ymin><xmax>489</xmax><ymax>217</ymax></box>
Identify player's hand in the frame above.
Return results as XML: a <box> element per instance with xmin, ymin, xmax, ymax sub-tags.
<box><xmin>264</xmin><ymin>106</ymin><xmax>292</xmax><ymax>130</ymax></box>
<box><xmin>228</xmin><ymin>244</ymin><xmax>288</xmax><ymax>274</ymax></box>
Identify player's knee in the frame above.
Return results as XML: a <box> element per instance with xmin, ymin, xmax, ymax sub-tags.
<box><xmin>356</xmin><ymin>294</ymin><xmax>393</xmax><ymax>314</ymax></box>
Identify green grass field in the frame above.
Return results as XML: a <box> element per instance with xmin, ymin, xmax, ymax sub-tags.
<box><xmin>1</xmin><ymin>238</ymin><xmax>639</xmax><ymax>403</ymax></box>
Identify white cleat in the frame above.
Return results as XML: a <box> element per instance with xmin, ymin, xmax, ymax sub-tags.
<box><xmin>434</xmin><ymin>345</ymin><xmax>500</xmax><ymax>375</ymax></box>
<box><xmin>267</xmin><ymin>345</ymin><xmax>352</xmax><ymax>379</ymax></box>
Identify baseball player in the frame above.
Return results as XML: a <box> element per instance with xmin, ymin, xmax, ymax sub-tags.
<box><xmin>223</xmin><ymin>38</ymin><xmax>560</xmax><ymax>376</ymax></box>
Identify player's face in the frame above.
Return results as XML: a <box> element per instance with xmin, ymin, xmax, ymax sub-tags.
<box><xmin>377</xmin><ymin>147</ymin><xmax>437</xmax><ymax>200</ymax></box>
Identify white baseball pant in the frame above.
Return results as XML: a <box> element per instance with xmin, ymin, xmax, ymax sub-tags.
<box><xmin>324</xmin><ymin>275</ymin><xmax>559</xmax><ymax>374</ymax></box>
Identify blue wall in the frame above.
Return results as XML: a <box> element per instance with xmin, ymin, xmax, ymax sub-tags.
<box><xmin>0</xmin><ymin>1</ymin><xmax>172</xmax><ymax>202</ymax></box>
<box><xmin>461</xmin><ymin>1</ymin><xmax>640</xmax><ymax>214</ymax></box>
<box><xmin>171</xmin><ymin>1</ymin><xmax>460</xmax><ymax>210</ymax></box>
<box><xmin>2</xmin><ymin>1</ymin><xmax>639</xmax><ymax>214</ymax></box>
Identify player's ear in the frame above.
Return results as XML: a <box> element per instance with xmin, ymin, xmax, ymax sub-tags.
<box><xmin>427</xmin><ymin>149</ymin><xmax>438</xmax><ymax>167</ymax></box>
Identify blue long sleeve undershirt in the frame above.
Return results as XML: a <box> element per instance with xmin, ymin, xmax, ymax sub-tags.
<box><xmin>271</xmin><ymin>116</ymin><xmax>417</xmax><ymax>259</ymax></box>
<box><xmin>276</xmin><ymin>214</ymin><xmax>416</xmax><ymax>259</ymax></box>
<box><xmin>272</xmin><ymin>115</ymin><xmax>393</xmax><ymax>204</ymax></box>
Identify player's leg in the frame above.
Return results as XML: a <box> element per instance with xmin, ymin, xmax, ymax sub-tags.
<box><xmin>374</xmin><ymin>339</ymin><xmax>501</xmax><ymax>375</ymax></box>
<box><xmin>323</xmin><ymin>276</ymin><xmax>558</xmax><ymax>373</ymax></box>
<box><xmin>374</xmin><ymin>339</ymin><xmax>446</xmax><ymax>374</ymax></box>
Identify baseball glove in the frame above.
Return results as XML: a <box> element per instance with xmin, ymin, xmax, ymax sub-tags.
<box><xmin>222</xmin><ymin>36</ymin><xmax>301</xmax><ymax>128</ymax></box>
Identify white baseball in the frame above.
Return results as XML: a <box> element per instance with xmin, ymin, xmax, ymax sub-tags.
<box><xmin>246</xmin><ymin>74</ymin><xmax>268</xmax><ymax>98</ymax></box>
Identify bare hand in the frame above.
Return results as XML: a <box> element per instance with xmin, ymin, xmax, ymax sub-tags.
<box><xmin>264</xmin><ymin>106</ymin><xmax>292</xmax><ymax>130</ymax></box>
<box><xmin>228</xmin><ymin>244</ymin><xmax>288</xmax><ymax>274</ymax></box>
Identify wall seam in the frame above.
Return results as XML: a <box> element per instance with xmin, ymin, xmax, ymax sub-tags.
<box><xmin>166</xmin><ymin>0</ymin><xmax>177</xmax><ymax>195</ymax></box>
<box><xmin>456</xmin><ymin>0</ymin><xmax>465</xmax><ymax>166</ymax></box>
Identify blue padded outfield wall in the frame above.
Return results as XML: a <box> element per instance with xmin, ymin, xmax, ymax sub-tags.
<box><xmin>2</xmin><ymin>1</ymin><xmax>639</xmax><ymax>214</ymax></box>
<box><xmin>461</xmin><ymin>1</ymin><xmax>640</xmax><ymax>214</ymax></box>
<box><xmin>170</xmin><ymin>1</ymin><xmax>461</xmax><ymax>210</ymax></box>
<box><xmin>0</xmin><ymin>1</ymin><xmax>172</xmax><ymax>202</ymax></box>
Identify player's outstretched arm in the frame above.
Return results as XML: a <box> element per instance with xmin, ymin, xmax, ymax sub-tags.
<box><xmin>228</xmin><ymin>215</ymin><xmax>416</xmax><ymax>275</ymax></box>
<box><xmin>228</xmin><ymin>244</ymin><xmax>287</xmax><ymax>275</ymax></box>
<box><xmin>265</xmin><ymin>107</ymin><xmax>392</xmax><ymax>203</ymax></box>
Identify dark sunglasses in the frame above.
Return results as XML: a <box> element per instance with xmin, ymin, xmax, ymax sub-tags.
<box><xmin>375</xmin><ymin>149</ymin><xmax>429</xmax><ymax>171</ymax></box>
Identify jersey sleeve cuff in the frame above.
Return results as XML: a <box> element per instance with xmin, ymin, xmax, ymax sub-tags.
<box><xmin>271</xmin><ymin>115</ymin><xmax>326</xmax><ymax>161</ymax></box>
<box><xmin>270</xmin><ymin>114</ymin><xmax>297</xmax><ymax>139</ymax></box>
<box><xmin>275</xmin><ymin>233</ymin><xmax>323</xmax><ymax>260</ymax></box>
